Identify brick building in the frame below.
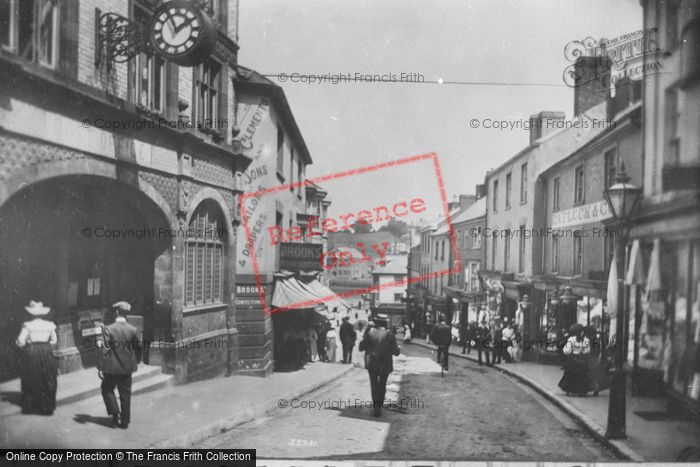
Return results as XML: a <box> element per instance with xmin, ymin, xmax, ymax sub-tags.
<box><xmin>0</xmin><ymin>0</ymin><xmax>249</xmax><ymax>382</ymax></box>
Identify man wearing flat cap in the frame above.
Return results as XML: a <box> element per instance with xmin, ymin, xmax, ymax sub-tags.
<box><xmin>97</xmin><ymin>301</ymin><xmax>142</xmax><ymax>429</ymax></box>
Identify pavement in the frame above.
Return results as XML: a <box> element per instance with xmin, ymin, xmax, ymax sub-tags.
<box><xmin>411</xmin><ymin>338</ymin><xmax>700</xmax><ymax>462</ymax></box>
<box><xmin>0</xmin><ymin>361</ymin><xmax>354</xmax><ymax>448</ymax></box>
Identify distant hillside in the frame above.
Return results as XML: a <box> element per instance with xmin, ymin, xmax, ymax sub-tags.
<box><xmin>328</xmin><ymin>231</ymin><xmax>400</xmax><ymax>258</ymax></box>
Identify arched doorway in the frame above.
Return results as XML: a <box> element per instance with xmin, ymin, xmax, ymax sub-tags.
<box><xmin>0</xmin><ymin>175</ymin><xmax>172</xmax><ymax>381</ymax></box>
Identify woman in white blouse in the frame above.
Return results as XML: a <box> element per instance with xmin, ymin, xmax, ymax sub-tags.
<box><xmin>15</xmin><ymin>301</ymin><xmax>58</xmax><ymax>415</ymax></box>
<box><xmin>558</xmin><ymin>323</ymin><xmax>594</xmax><ymax>396</ymax></box>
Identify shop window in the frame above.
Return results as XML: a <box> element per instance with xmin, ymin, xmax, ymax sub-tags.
<box><xmin>184</xmin><ymin>203</ymin><xmax>225</xmax><ymax>308</ymax></box>
<box><xmin>193</xmin><ymin>59</ymin><xmax>221</xmax><ymax>130</ymax></box>
<box><xmin>574</xmin><ymin>165</ymin><xmax>585</xmax><ymax>205</ymax></box>
<box><xmin>604</xmin><ymin>147</ymin><xmax>618</xmax><ymax>189</ymax></box>
<box><xmin>1</xmin><ymin>0</ymin><xmax>59</xmax><ymax>68</ymax></box>
<box><xmin>553</xmin><ymin>177</ymin><xmax>561</xmax><ymax>211</ymax></box>
<box><xmin>573</xmin><ymin>234</ymin><xmax>583</xmax><ymax>276</ymax></box>
<box><xmin>520</xmin><ymin>163</ymin><xmax>528</xmax><ymax>203</ymax></box>
<box><xmin>130</xmin><ymin>3</ymin><xmax>166</xmax><ymax>113</ymax></box>
<box><xmin>505</xmin><ymin>173</ymin><xmax>512</xmax><ymax>209</ymax></box>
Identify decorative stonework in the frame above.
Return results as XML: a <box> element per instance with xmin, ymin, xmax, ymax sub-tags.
<box><xmin>139</xmin><ymin>170</ymin><xmax>179</xmax><ymax>212</ymax></box>
<box><xmin>192</xmin><ymin>157</ymin><xmax>235</xmax><ymax>188</ymax></box>
<box><xmin>0</xmin><ymin>134</ymin><xmax>88</xmax><ymax>180</ymax></box>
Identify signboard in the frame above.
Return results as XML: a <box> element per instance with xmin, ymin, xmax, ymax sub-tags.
<box><xmin>234</xmin><ymin>284</ymin><xmax>266</xmax><ymax>308</ymax></box>
<box><xmin>551</xmin><ymin>200</ymin><xmax>611</xmax><ymax>229</ymax></box>
<box><xmin>279</xmin><ymin>242</ymin><xmax>324</xmax><ymax>272</ymax></box>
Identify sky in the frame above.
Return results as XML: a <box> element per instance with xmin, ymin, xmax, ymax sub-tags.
<box><xmin>237</xmin><ymin>0</ymin><xmax>642</xmax><ymax>224</ymax></box>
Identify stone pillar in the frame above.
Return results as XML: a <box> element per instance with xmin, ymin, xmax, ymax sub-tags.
<box><xmin>236</xmin><ymin>273</ymin><xmax>273</xmax><ymax>376</ymax></box>
<box><xmin>225</xmin><ymin>220</ymin><xmax>240</xmax><ymax>375</ymax></box>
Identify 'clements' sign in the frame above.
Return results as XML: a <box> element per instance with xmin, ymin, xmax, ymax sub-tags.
<box><xmin>551</xmin><ymin>200</ymin><xmax>611</xmax><ymax>229</ymax></box>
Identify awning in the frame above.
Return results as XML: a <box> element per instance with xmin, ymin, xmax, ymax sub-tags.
<box><xmin>271</xmin><ymin>274</ymin><xmax>350</xmax><ymax>316</ymax></box>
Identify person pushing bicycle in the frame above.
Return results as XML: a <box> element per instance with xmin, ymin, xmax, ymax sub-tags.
<box><xmin>431</xmin><ymin>315</ymin><xmax>452</xmax><ymax>373</ymax></box>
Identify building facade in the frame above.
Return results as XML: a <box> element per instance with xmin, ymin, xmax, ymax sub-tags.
<box><xmin>481</xmin><ymin>59</ymin><xmax>613</xmax><ymax>338</ymax></box>
<box><xmin>631</xmin><ymin>0</ymin><xmax>700</xmax><ymax>413</ymax></box>
<box><xmin>444</xmin><ymin>197</ymin><xmax>486</xmax><ymax>326</ymax></box>
<box><xmin>532</xmin><ymin>79</ymin><xmax>643</xmax><ymax>362</ymax></box>
<box><xmin>232</xmin><ymin>66</ymin><xmax>315</xmax><ymax>375</ymax></box>
<box><xmin>0</xmin><ymin>0</ymin><xmax>248</xmax><ymax>382</ymax></box>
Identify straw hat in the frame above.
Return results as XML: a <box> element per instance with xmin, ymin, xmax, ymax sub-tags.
<box><xmin>112</xmin><ymin>301</ymin><xmax>132</xmax><ymax>312</ymax></box>
<box><xmin>25</xmin><ymin>300</ymin><xmax>50</xmax><ymax>316</ymax></box>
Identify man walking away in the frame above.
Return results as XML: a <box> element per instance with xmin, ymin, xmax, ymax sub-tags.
<box><xmin>431</xmin><ymin>315</ymin><xmax>452</xmax><ymax>372</ymax></box>
<box><xmin>359</xmin><ymin>319</ymin><xmax>400</xmax><ymax>417</ymax></box>
<box><xmin>97</xmin><ymin>301</ymin><xmax>142</xmax><ymax>429</ymax></box>
<box><xmin>339</xmin><ymin>316</ymin><xmax>356</xmax><ymax>364</ymax></box>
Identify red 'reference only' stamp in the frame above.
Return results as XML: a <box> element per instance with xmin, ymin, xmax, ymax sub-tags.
<box><xmin>238</xmin><ymin>152</ymin><xmax>461</xmax><ymax>315</ymax></box>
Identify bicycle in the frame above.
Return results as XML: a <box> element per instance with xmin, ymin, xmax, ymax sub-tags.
<box><xmin>437</xmin><ymin>345</ymin><xmax>449</xmax><ymax>377</ymax></box>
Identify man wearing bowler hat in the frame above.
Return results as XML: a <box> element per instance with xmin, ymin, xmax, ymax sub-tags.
<box><xmin>97</xmin><ymin>301</ymin><xmax>142</xmax><ymax>429</ymax></box>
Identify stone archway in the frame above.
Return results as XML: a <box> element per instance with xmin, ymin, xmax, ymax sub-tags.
<box><xmin>0</xmin><ymin>172</ymin><xmax>174</xmax><ymax>380</ymax></box>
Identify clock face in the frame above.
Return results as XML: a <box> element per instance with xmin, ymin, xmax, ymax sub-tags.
<box><xmin>152</xmin><ymin>6</ymin><xmax>201</xmax><ymax>57</ymax></box>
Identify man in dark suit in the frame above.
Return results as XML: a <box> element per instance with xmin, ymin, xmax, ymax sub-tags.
<box><xmin>477</xmin><ymin>321</ymin><xmax>492</xmax><ymax>366</ymax></box>
<box><xmin>358</xmin><ymin>319</ymin><xmax>400</xmax><ymax>417</ymax></box>
<box><xmin>339</xmin><ymin>316</ymin><xmax>356</xmax><ymax>364</ymax></box>
<box><xmin>97</xmin><ymin>301</ymin><xmax>142</xmax><ymax>429</ymax></box>
<box><xmin>431</xmin><ymin>315</ymin><xmax>452</xmax><ymax>372</ymax></box>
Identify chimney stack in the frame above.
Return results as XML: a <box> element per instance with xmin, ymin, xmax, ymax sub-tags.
<box><xmin>573</xmin><ymin>55</ymin><xmax>612</xmax><ymax>116</ymax></box>
<box><xmin>529</xmin><ymin>111</ymin><xmax>566</xmax><ymax>144</ymax></box>
<box><xmin>458</xmin><ymin>194</ymin><xmax>477</xmax><ymax>211</ymax></box>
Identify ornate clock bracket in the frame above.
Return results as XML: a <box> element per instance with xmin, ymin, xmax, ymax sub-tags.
<box><xmin>96</xmin><ymin>11</ymin><xmax>153</xmax><ymax>65</ymax></box>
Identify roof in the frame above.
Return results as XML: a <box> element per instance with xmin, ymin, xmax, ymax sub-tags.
<box><xmin>451</xmin><ymin>198</ymin><xmax>486</xmax><ymax>225</ymax></box>
<box><xmin>372</xmin><ymin>255</ymin><xmax>408</xmax><ymax>275</ymax></box>
<box><xmin>538</xmin><ymin>102</ymin><xmax>642</xmax><ymax>180</ymax></box>
<box><xmin>431</xmin><ymin>206</ymin><xmax>463</xmax><ymax>236</ymax></box>
<box><xmin>234</xmin><ymin>65</ymin><xmax>312</xmax><ymax>165</ymax></box>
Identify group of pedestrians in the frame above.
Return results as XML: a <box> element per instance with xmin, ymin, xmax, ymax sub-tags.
<box><xmin>15</xmin><ymin>300</ymin><xmax>141</xmax><ymax>429</ymax></box>
<box><xmin>460</xmin><ymin>318</ymin><xmax>522</xmax><ymax>366</ymax></box>
<box><xmin>558</xmin><ymin>323</ymin><xmax>610</xmax><ymax>396</ymax></box>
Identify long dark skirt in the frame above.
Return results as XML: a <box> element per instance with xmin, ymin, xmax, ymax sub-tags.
<box><xmin>586</xmin><ymin>354</ymin><xmax>611</xmax><ymax>393</ymax></box>
<box><xmin>20</xmin><ymin>343</ymin><xmax>57</xmax><ymax>415</ymax></box>
<box><xmin>558</xmin><ymin>354</ymin><xmax>594</xmax><ymax>395</ymax></box>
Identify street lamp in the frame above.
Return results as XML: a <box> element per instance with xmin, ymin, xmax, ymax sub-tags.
<box><xmin>603</xmin><ymin>161</ymin><xmax>641</xmax><ymax>440</ymax></box>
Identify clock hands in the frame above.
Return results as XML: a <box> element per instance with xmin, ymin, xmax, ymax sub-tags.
<box><xmin>172</xmin><ymin>15</ymin><xmax>197</xmax><ymax>35</ymax></box>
